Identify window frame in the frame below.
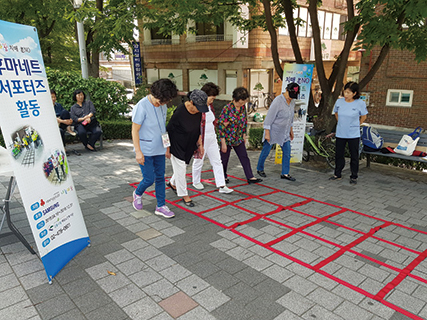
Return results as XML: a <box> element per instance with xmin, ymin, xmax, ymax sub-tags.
<box><xmin>386</xmin><ymin>89</ymin><xmax>414</xmax><ymax>107</ymax></box>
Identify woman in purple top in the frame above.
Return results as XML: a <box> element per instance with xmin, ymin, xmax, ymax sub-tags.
<box><xmin>217</xmin><ymin>87</ymin><xmax>262</xmax><ymax>184</ymax></box>
<box><xmin>330</xmin><ymin>82</ymin><xmax>368</xmax><ymax>184</ymax></box>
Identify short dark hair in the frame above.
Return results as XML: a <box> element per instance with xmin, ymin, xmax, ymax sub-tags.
<box><xmin>201</xmin><ymin>82</ymin><xmax>220</xmax><ymax>96</ymax></box>
<box><xmin>72</xmin><ymin>89</ymin><xmax>86</xmax><ymax>102</ymax></box>
<box><xmin>344</xmin><ymin>82</ymin><xmax>360</xmax><ymax>99</ymax></box>
<box><xmin>151</xmin><ymin>79</ymin><xmax>178</xmax><ymax>103</ymax></box>
<box><xmin>232</xmin><ymin>87</ymin><xmax>249</xmax><ymax>102</ymax></box>
<box><xmin>50</xmin><ymin>89</ymin><xmax>56</xmax><ymax>95</ymax></box>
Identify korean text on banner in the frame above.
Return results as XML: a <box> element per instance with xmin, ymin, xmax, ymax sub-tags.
<box><xmin>280</xmin><ymin>64</ymin><xmax>314</xmax><ymax>163</ymax></box>
<box><xmin>0</xmin><ymin>20</ymin><xmax>90</xmax><ymax>283</ymax></box>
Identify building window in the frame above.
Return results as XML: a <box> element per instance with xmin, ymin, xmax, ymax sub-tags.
<box><xmin>386</xmin><ymin>89</ymin><xmax>413</xmax><ymax>107</ymax></box>
<box><xmin>196</xmin><ymin>22</ymin><xmax>225</xmax><ymax>42</ymax></box>
<box><xmin>150</xmin><ymin>27</ymin><xmax>172</xmax><ymax>45</ymax></box>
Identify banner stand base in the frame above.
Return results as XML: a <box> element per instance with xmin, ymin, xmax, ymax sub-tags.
<box><xmin>0</xmin><ymin>176</ymin><xmax>36</xmax><ymax>255</ymax></box>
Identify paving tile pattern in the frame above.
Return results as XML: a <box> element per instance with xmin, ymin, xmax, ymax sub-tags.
<box><xmin>1</xmin><ymin>140</ymin><xmax>427</xmax><ymax>319</ymax></box>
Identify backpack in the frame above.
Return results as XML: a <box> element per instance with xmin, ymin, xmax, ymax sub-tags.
<box><xmin>361</xmin><ymin>126</ymin><xmax>384</xmax><ymax>151</ymax></box>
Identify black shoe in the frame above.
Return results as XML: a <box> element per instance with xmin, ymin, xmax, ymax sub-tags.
<box><xmin>225</xmin><ymin>178</ymin><xmax>230</xmax><ymax>184</ymax></box>
<box><xmin>248</xmin><ymin>178</ymin><xmax>262</xmax><ymax>184</ymax></box>
<box><xmin>85</xmin><ymin>145</ymin><xmax>97</xmax><ymax>152</ymax></box>
<box><xmin>183</xmin><ymin>199</ymin><xmax>195</xmax><ymax>207</ymax></box>
<box><xmin>167</xmin><ymin>182</ymin><xmax>177</xmax><ymax>194</ymax></box>
<box><xmin>350</xmin><ymin>178</ymin><xmax>357</xmax><ymax>185</ymax></box>
<box><xmin>257</xmin><ymin>170</ymin><xmax>267</xmax><ymax>178</ymax></box>
<box><xmin>281</xmin><ymin>174</ymin><xmax>296</xmax><ymax>181</ymax></box>
<box><xmin>329</xmin><ymin>175</ymin><xmax>342</xmax><ymax>181</ymax></box>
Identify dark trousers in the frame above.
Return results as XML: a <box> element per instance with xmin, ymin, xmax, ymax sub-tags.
<box><xmin>58</xmin><ymin>110</ymin><xmax>71</xmax><ymax>146</ymax></box>
<box><xmin>334</xmin><ymin>137</ymin><xmax>360</xmax><ymax>179</ymax></box>
<box><xmin>220</xmin><ymin>142</ymin><xmax>254</xmax><ymax>179</ymax></box>
<box><xmin>76</xmin><ymin>121</ymin><xmax>102</xmax><ymax>148</ymax></box>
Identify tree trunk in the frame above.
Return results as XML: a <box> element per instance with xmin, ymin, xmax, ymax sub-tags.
<box><xmin>262</xmin><ymin>0</ymin><xmax>283</xmax><ymax>79</ymax></box>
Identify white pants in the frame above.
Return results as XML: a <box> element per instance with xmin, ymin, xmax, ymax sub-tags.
<box><xmin>170</xmin><ymin>154</ymin><xmax>188</xmax><ymax>197</ymax></box>
<box><xmin>192</xmin><ymin>134</ymin><xmax>226</xmax><ymax>187</ymax></box>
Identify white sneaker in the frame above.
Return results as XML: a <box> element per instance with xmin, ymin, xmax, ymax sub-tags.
<box><xmin>219</xmin><ymin>186</ymin><xmax>233</xmax><ymax>194</ymax></box>
<box><xmin>193</xmin><ymin>182</ymin><xmax>204</xmax><ymax>190</ymax></box>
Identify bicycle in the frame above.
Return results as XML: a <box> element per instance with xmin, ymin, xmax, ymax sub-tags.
<box><xmin>303</xmin><ymin>128</ymin><xmax>336</xmax><ymax>169</ymax></box>
<box><xmin>262</xmin><ymin>92</ymin><xmax>275</xmax><ymax>109</ymax></box>
<box><xmin>247</xmin><ymin>95</ymin><xmax>259</xmax><ymax>115</ymax></box>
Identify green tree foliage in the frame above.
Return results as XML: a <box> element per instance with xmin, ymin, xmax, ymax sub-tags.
<box><xmin>139</xmin><ymin>0</ymin><xmax>427</xmax><ymax>132</ymax></box>
<box><xmin>0</xmin><ymin>0</ymin><xmax>80</xmax><ymax>72</ymax></box>
<box><xmin>47</xmin><ymin>69</ymin><xmax>129</xmax><ymax>120</ymax></box>
<box><xmin>69</xmin><ymin>0</ymin><xmax>142</xmax><ymax>77</ymax></box>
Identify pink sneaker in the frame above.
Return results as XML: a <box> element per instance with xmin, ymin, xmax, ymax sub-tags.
<box><xmin>155</xmin><ymin>205</ymin><xmax>175</xmax><ymax>218</ymax></box>
<box><xmin>132</xmin><ymin>190</ymin><xmax>143</xmax><ymax>210</ymax></box>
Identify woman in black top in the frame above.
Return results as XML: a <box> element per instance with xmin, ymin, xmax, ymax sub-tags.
<box><xmin>70</xmin><ymin>89</ymin><xmax>102</xmax><ymax>151</ymax></box>
<box><xmin>167</xmin><ymin>90</ymin><xmax>208</xmax><ymax>207</ymax></box>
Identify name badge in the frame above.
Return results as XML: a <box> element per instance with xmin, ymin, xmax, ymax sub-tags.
<box><xmin>162</xmin><ymin>132</ymin><xmax>170</xmax><ymax>148</ymax></box>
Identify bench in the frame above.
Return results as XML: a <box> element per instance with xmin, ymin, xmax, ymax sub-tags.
<box><xmin>65</xmin><ymin>126</ymin><xmax>104</xmax><ymax>150</ymax></box>
<box><xmin>362</xmin><ymin>127</ymin><xmax>427</xmax><ymax>167</ymax></box>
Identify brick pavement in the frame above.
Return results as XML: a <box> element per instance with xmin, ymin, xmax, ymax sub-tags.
<box><xmin>1</xmin><ymin>140</ymin><xmax>427</xmax><ymax>320</ymax></box>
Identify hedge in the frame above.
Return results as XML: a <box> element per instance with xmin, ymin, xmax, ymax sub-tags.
<box><xmin>248</xmin><ymin>127</ymin><xmax>264</xmax><ymax>149</ymax></box>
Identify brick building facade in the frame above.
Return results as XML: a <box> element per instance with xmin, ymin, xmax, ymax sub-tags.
<box><xmin>359</xmin><ymin>47</ymin><xmax>427</xmax><ymax>129</ymax></box>
<box><xmin>138</xmin><ymin>1</ymin><xmax>360</xmax><ymax>101</ymax></box>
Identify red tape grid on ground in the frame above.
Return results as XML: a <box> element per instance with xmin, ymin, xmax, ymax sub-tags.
<box><xmin>131</xmin><ymin>171</ymin><xmax>427</xmax><ymax>319</ymax></box>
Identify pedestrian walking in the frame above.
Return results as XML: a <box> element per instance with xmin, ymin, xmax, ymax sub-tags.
<box><xmin>256</xmin><ymin>82</ymin><xmax>299</xmax><ymax>181</ymax></box>
<box><xmin>131</xmin><ymin>78</ymin><xmax>178</xmax><ymax>218</ymax></box>
<box><xmin>192</xmin><ymin>82</ymin><xmax>233</xmax><ymax>194</ymax></box>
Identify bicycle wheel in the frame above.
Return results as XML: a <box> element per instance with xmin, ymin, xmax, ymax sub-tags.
<box><xmin>303</xmin><ymin>140</ymin><xmax>310</xmax><ymax>162</ymax></box>
<box><xmin>264</xmin><ymin>96</ymin><xmax>272</xmax><ymax>109</ymax></box>
<box><xmin>252</xmin><ymin>100</ymin><xmax>258</xmax><ymax>113</ymax></box>
<box><xmin>247</xmin><ymin>102</ymin><xmax>254</xmax><ymax>115</ymax></box>
<box><xmin>323</xmin><ymin>140</ymin><xmax>336</xmax><ymax>169</ymax></box>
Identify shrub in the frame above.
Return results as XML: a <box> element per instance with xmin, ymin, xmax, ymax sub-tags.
<box><xmin>47</xmin><ymin>68</ymin><xmax>130</xmax><ymax>121</ymax></box>
<box><xmin>248</xmin><ymin>127</ymin><xmax>264</xmax><ymax>149</ymax></box>
<box><xmin>99</xmin><ymin>119</ymin><xmax>132</xmax><ymax>140</ymax></box>
<box><xmin>130</xmin><ymin>84</ymin><xmax>150</xmax><ymax>105</ymax></box>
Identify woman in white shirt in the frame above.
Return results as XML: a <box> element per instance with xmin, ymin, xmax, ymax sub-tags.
<box><xmin>192</xmin><ymin>83</ymin><xmax>233</xmax><ymax>194</ymax></box>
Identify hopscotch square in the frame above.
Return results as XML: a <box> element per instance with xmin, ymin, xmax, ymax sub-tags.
<box><xmin>234</xmin><ymin>219</ymin><xmax>292</xmax><ymax>244</ymax></box>
<box><xmin>267</xmin><ymin>209</ymin><xmax>317</xmax><ymax>229</ymax></box>
<box><xmin>232</xmin><ymin>183</ymin><xmax>275</xmax><ymax>196</ymax></box>
<box><xmin>295</xmin><ymin>201</ymin><xmax>341</xmax><ymax>218</ymax></box>
<box><xmin>304</xmin><ymin>222</ymin><xmax>361</xmax><ymax>247</ymax></box>
<box><xmin>260</xmin><ymin>192</ymin><xmax>306</xmax><ymax>208</ymax></box>
<box><xmin>328</xmin><ymin>211</ymin><xmax>385</xmax><ymax>233</ymax></box>
<box><xmin>203</xmin><ymin>206</ymin><xmax>256</xmax><ymax>227</ymax></box>
<box><xmin>374</xmin><ymin>225</ymin><xmax>427</xmax><ymax>252</ymax></box>
<box><xmin>233</xmin><ymin>198</ymin><xmax>280</xmax><ymax>215</ymax></box>
<box><xmin>187</xmin><ymin>195</ymin><xmax>227</xmax><ymax>213</ymax></box>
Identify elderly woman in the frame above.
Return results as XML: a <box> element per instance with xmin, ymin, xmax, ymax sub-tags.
<box><xmin>192</xmin><ymin>82</ymin><xmax>233</xmax><ymax>194</ymax></box>
<box><xmin>329</xmin><ymin>82</ymin><xmax>368</xmax><ymax>184</ymax></box>
<box><xmin>132</xmin><ymin>79</ymin><xmax>178</xmax><ymax>218</ymax></box>
<box><xmin>167</xmin><ymin>89</ymin><xmax>208</xmax><ymax>207</ymax></box>
<box><xmin>218</xmin><ymin>87</ymin><xmax>262</xmax><ymax>184</ymax></box>
<box><xmin>70</xmin><ymin>89</ymin><xmax>102</xmax><ymax>151</ymax></box>
<box><xmin>256</xmin><ymin>82</ymin><xmax>300</xmax><ymax>181</ymax></box>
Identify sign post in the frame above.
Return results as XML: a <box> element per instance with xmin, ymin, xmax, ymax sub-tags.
<box><xmin>275</xmin><ymin>64</ymin><xmax>314</xmax><ymax>164</ymax></box>
<box><xmin>0</xmin><ymin>20</ymin><xmax>90</xmax><ymax>283</ymax></box>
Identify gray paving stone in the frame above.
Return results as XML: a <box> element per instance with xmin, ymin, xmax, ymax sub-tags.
<box><xmin>386</xmin><ymin>289</ymin><xmax>425</xmax><ymax>315</ymax></box>
<box><xmin>334</xmin><ymin>301</ymin><xmax>374</xmax><ymax>320</ymax></box>
<box><xmin>193</xmin><ymin>286</ymin><xmax>230</xmax><ymax>312</ymax></box>
<box><xmin>109</xmin><ymin>283</ymin><xmax>147</xmax><ymax>308</ymax></box>
<box><xmin>306</xmin><ymin>287</ymin><xmax>344</xmax><ymax>311</ymax></box>
<box><xmin>243</xmin><ymin>254</ymin><xmax>273</xmax><ymax>271</ymax></box>
<box><xmin>177</xmin><ymin>306</ymin><xmax>217</xmax><ymax>320</ymax></box>
<box><xmin>262</xmin><ymin>264</ymin><xmax>294</xmax><ymax>283</ymax></box>
<box><xmin>301</xmin><ymin>305</ymin><xmax>344</xmax><ymax>320</ymax></box>
<box><xmin>73</xmin><ymin>289</ymin><xmax>113</xmax><ymax>314</ymax></box>
<box><xmin>123</xmin><ymin>296</ymin><xmax>163</xmax><ymax>319</ymax></box>
<box><xmin>276</xmin><ymin>291</ymin><xmax>315</xmax><ymax>315</ymax></box>
<box><xmin>96</xmin><ymin>272</ymin><xmax>131</xmax><ymax>293</ymax></box>
<box><xmin>120</xmin><ymin>238</ymin><xmax>149</xmax><ymax>252</ymax></box>
<box><xmin>51</xmin><ymin>308</ymin><xmax>86</xmax><ymax>320</ymax></box>
<box><xmin>176</xmin><ymin>274</ymin><xmax>210</xmax><ymax>296</ymax></box>
<box><xmin>0</xmin><ymin>273</ymin><xmax>19</xmax><ymax>293</ymax></box>
<box><xmin>0</xmin><ymin>299</ymin><xmax>39</xmax><ymax>320</ymax></box>
<box><xmin>129</xmin><ymin>267</ymin><xmax>163</xmax><ymax>288</ymax></box>
<box><xmin>85</xmin><ymin>301</ymin><xmax>128</xmax><ymax>320</ymax></box>
<box><xmin>62</xmin><ymin>277</ymin><xmax>100</xmax><ymax>298</ymax></box>
<box><xmin>141</xmin><ymin>278</ymin><xmax>179</xmax><ymax>300</ymax></box>
<box><xmin>85</xmin><ymin>261</ymin><xmax>118</xmax><ymax>280</ymax></box>
<box><xmin>35</xmin><ymin>294</ymin><xmax>76</xmax><ymax>320</ymax></box>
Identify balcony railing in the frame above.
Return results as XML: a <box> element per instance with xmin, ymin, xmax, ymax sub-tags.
<box><xmin>192</xmin><ymin>34</ymin><xmax>233</xmax><ymax>42</ymax></box>
<box><xmin>143</xmin><ymin>38</ymin><xmax>180</xmax><ymax>46</ymax></box>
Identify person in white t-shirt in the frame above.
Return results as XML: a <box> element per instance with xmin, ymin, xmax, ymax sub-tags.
<box><xmin>192</xmin><ymin>83</ymin><xmax>233</xmax><ymax>194</ymax></box>
<box><xmin>329</xmin><ymin>82</ymin><xmax>368</xmax><ymax>184</ymax></box>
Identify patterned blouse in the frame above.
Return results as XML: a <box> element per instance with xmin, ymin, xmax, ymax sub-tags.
<box><xmin>218</xmin><ymin>101</ymin><xmax>247</xmax><ymax>146</ymax></box>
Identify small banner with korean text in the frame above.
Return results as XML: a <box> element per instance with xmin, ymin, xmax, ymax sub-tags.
<box><xmin>0</xmin><ymin>20</ymin><xmax>90</xmax><ymax>283</ymax></box>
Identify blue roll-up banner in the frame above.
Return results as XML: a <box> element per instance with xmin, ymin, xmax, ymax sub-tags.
<box><xmin>282</xmin><ymin>63</ymin><xmax>314</xmax><ymax>163</ymax></box>
<box><xmin>0</xmin><ymin>20</ymin><xmax>90</xmax><ymax>282</ymax></box>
